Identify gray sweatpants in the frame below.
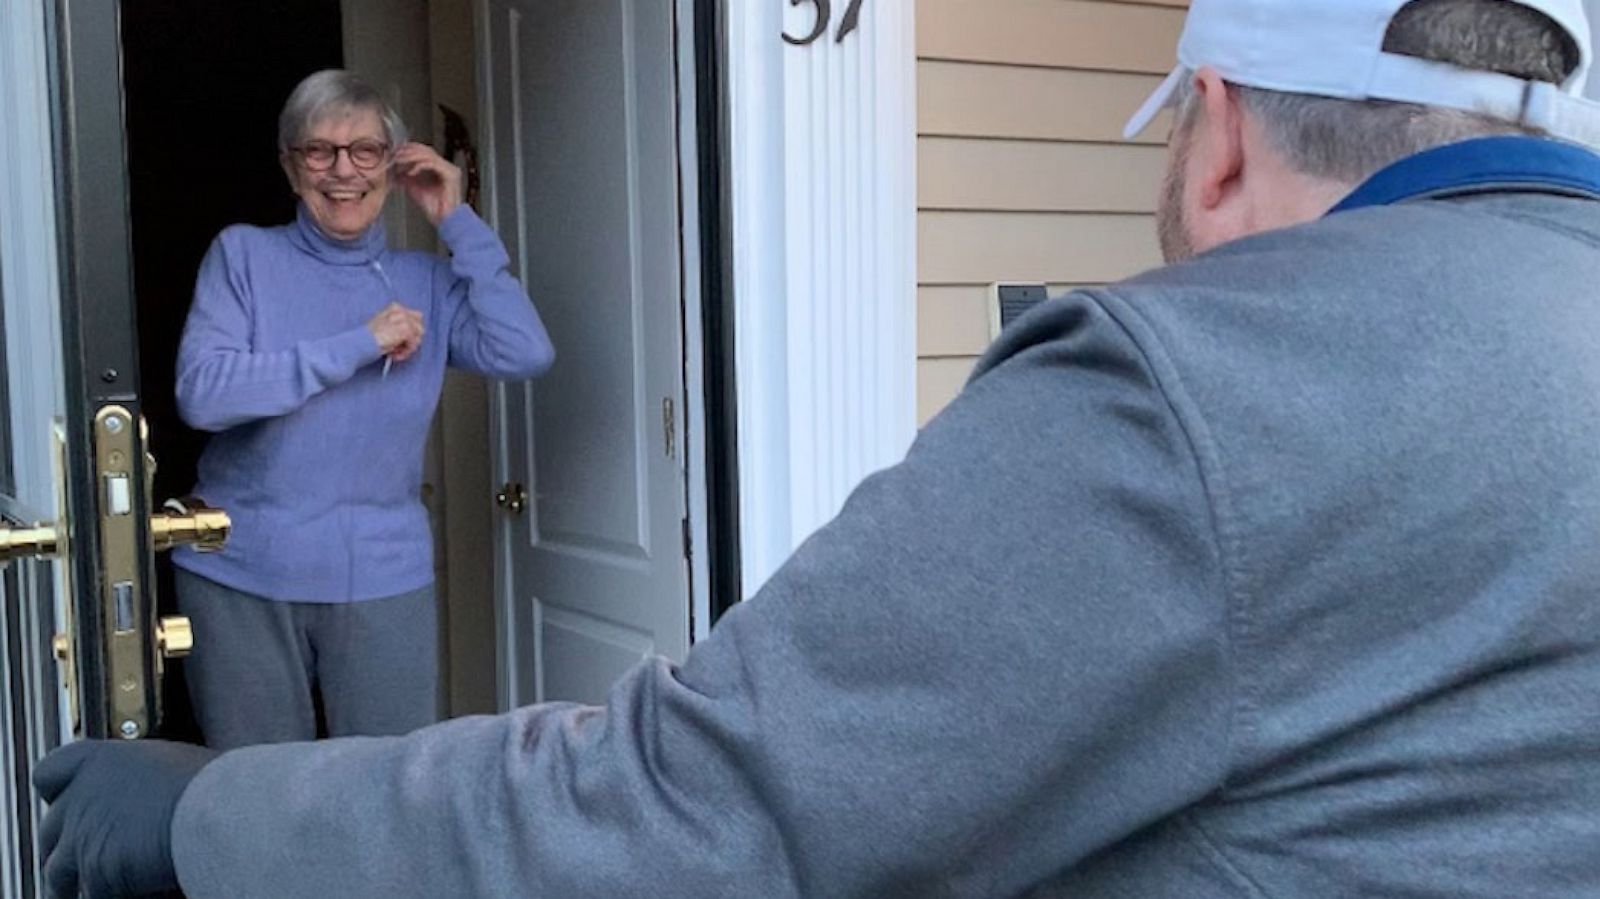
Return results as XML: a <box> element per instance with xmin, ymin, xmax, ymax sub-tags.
<box><xmin>173</xmin><ymin>568</ymin><xmax>439</xmax><ymax>751</ymax></box>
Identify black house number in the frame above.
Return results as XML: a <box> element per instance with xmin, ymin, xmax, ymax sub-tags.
<box><xmin>784</xmin><ymin>0</ymin><xmax>866</xmax><ymax>45</ymax></box>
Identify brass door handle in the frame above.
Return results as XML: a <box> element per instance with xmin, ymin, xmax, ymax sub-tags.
<box><xmin>150</xmin><ymin>497</ymin><xmax>231</xmax><ymax>553</ymax></box>
<box><xmin>0</xmin><ymin>522</ymin><xmax>62</xmax><ymax>565</ymax></box>
<box><xmin>496</xmin><ymin>483</ymin><xmax>528</xmax><ymax>516</ymax></box>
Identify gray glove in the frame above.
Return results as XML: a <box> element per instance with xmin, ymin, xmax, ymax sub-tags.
<box><xmin>34</xmin><ymin>739</ymin><xmax>217</xmax><ymax>898</ymax></box>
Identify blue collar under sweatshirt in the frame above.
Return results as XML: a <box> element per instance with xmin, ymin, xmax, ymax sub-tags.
<box><xmin>1331</xmin><ymin>135</ymin><xmax>1600</xmax><ymax>214</ymax></box>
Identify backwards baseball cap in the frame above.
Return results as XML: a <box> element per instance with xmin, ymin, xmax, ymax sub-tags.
<box><xmin>1123</xmin><ymin>0</ymin><xmax>1600</xmax><ymax>147</ymax></box>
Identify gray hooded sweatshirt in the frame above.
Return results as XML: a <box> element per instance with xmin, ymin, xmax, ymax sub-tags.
<box><xmin>172</xmin><ymin>144</ymin><xmax>1600</xmax><ymax>897</ymax></box>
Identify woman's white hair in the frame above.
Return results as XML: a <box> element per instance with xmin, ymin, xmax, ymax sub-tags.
<box><xmin>277</xmin><ymin>69</ymin><xmax>408</xmax><ymax>153</ymax></box>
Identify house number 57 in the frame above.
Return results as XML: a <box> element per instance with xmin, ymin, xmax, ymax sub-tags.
<box><xmin>783</xmin><ymin>0</ymin><xmax>866</xmax><ymax>45</ymax></box>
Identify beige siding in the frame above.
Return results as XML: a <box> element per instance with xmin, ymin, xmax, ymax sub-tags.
<box><xmin>918</xmin><ymin>62</ymin><xmax>1172</xmax><ymax>145</ymax></box>
<box><xmin>920</xmin><ymin>138</ymin><xmax>1165</xmax><ymax>213</ymax></box>
<box><xmin>917</xmin><ymin>357</ymin><xmax>979</xmax><ymax>425</ymax></box>
<box><xmin>915</xmin><ymin>0</ymin><xmax>1186</xmax><ymax>422</ymax></box>
<box><xmin>918</xmin><ymin>0</ymin><xmax>1182</xmax><ymax>74</ymax></box>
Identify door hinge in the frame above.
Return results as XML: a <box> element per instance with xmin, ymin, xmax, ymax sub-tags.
<box><xmin>681</xmin><ymin>516</ymin><xmax>692</xmax><ymax>559</ymax></box>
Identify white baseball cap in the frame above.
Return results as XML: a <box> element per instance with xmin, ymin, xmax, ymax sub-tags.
<box><xmin>1123</xmin><ymin>0</ymin><xmax>1600</xmax><ymax>147</ymax></box>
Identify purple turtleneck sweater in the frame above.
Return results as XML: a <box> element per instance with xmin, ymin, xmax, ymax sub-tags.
<box><xmin>173</xmin><ymin>204</ymin><xmax>553</xmax><ymax>602</ymax></box>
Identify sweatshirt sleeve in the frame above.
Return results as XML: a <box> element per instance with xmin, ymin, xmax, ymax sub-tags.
<box><xmin>170</xmin><ymin>291</ymin><xmax>1236</xmax><ymax>898</ymax></box>
<box><xmin>175</xmin><ymin>231</ymin><xmax>384</xmax><ymax>432</ymax></box>
<box><xmin>438</xmin><ymin>206</ymin><xmax>555</xmax><ymax>380</ymax></box>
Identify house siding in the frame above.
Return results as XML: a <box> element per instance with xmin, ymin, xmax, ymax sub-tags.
<box><xmin>915</xmin><ymin>0</ymin><xmax>1186</xmax><ymax>422</ymax></box>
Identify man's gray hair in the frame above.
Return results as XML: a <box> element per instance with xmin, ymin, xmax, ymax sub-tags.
<box><xmin>1175</xmin><ymin>0</ymin><xmax>1583</xmax><ymax>183</ymax></box>
<box><xmin>277</xmin><ymin>69</ymin><xmax>409</xmax><ymax>154</ymax></box>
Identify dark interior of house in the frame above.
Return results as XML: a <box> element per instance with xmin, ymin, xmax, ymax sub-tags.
<box><xmin>121</xmin><ymin>0</ymin><xmax>344</xmax><ymax>740</ymax></box>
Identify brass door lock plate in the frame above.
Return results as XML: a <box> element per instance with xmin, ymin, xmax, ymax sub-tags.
<box><xmin>95</xmin><ymin>406</ymin><xmax>151</xmax><ymax>738</ymax></box>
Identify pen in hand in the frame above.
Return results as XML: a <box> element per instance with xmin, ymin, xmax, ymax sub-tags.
<box><xmin>368</xmin><ymin>303</ymin><xmax>423</xmax><ymax>379</ymax></box>
<box><xmin>369</xmin><ymin>259</ymin><xmax>418</xmax><ymax>380</ymax></box>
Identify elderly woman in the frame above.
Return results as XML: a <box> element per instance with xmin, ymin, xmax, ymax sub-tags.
<box><xmin>171</xmin><ymin>70</ymin><xmax>553</xmax><ymax>750</ymax></box>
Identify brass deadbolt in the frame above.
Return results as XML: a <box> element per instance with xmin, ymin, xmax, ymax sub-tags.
<box><xmin>157</xmin><ymin>616</ymin><xmax>193</xmax><ymax>659</ymax></box>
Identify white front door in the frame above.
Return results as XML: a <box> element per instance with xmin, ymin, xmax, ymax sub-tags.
<box><xmin>481</xmin><ymin>0</ymin><xmax>692</xmax><ymax>707</ymax></box>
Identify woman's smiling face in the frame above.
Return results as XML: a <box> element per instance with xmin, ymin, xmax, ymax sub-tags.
<box><xmin>282</xmin><ymin>108</ymin><xmax>392</xmax><ymax>241</ymax></box>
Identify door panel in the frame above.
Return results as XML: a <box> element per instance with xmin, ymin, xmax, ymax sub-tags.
<box><xmin>485</xmin><ymin>0</ymin><xmax>691</xmax><ymax>707</ymax></box>
<box><xmin>2</xmin><ymin>1</ymin><xmax>232</xmax><ymax>891</ymax></box>
<box><xmin>52</xmin><ymin>0</ymin><xmax>159</xmax><ymax>743</ymax></box>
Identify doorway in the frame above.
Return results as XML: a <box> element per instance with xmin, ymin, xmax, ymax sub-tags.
<box><xmin>116</xmin><ymin>0</ymin><xmax>705</xmax><ymax>742</ymax></box>
<box><xmin>120</xmin><ymin>0</ymin><xmax>346</xmax><ymax>742</ymax></box>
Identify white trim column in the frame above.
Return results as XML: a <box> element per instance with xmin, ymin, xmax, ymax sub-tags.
<box><xmin>726</xmin><ymin>0</ymin><xmax>918</xmax><ymax>598</ymax></box>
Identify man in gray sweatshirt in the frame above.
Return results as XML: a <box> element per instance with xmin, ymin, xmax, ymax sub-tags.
<box><xmin>36</xmin><ymin>0</ymin><xmax>1600</xmax><ymax>895</ymax></box>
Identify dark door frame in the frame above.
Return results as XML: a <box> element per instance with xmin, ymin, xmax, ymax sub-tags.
<box><xmin>49</xmin><ymin>0</ymin><xmax>152</xmax><ymax>740</ymax></box>
<box><xmin>694</xmin><ymin>0</ymin><xmax>741</xmax><ymax>627</ymax></box>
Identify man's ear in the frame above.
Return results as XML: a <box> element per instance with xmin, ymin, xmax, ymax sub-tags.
<box><xmin>1190</xmin><ymin>66</ymin><xmax>1245</xmax><ymax>212</ymax></box>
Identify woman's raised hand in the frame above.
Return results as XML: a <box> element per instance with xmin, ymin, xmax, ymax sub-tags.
<box><xmin>393</xmin><ymin>142</ymin><xmax>464</xmax><ymax>227</ymax></box>
<box><xmin>368</xmin><ymin>302</ymin><xmax>425</xmax><ymax>363</ymax></box>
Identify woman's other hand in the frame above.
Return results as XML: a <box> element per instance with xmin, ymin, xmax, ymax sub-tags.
<box><xmin>393</xmin><ymin>142</ymin><xmax>463</xmax><ymax>227</ymax></box>
<box><xmin>368</xmin><ymin>302</ymin><xmax>425</xmax><ymax>363</ymax></box>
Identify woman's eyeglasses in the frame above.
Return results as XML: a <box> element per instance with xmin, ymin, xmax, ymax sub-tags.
<box><xmin>292</xmin><ymin>139</ymin><xmax>391</xmax><ymax>172</ymax></box>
